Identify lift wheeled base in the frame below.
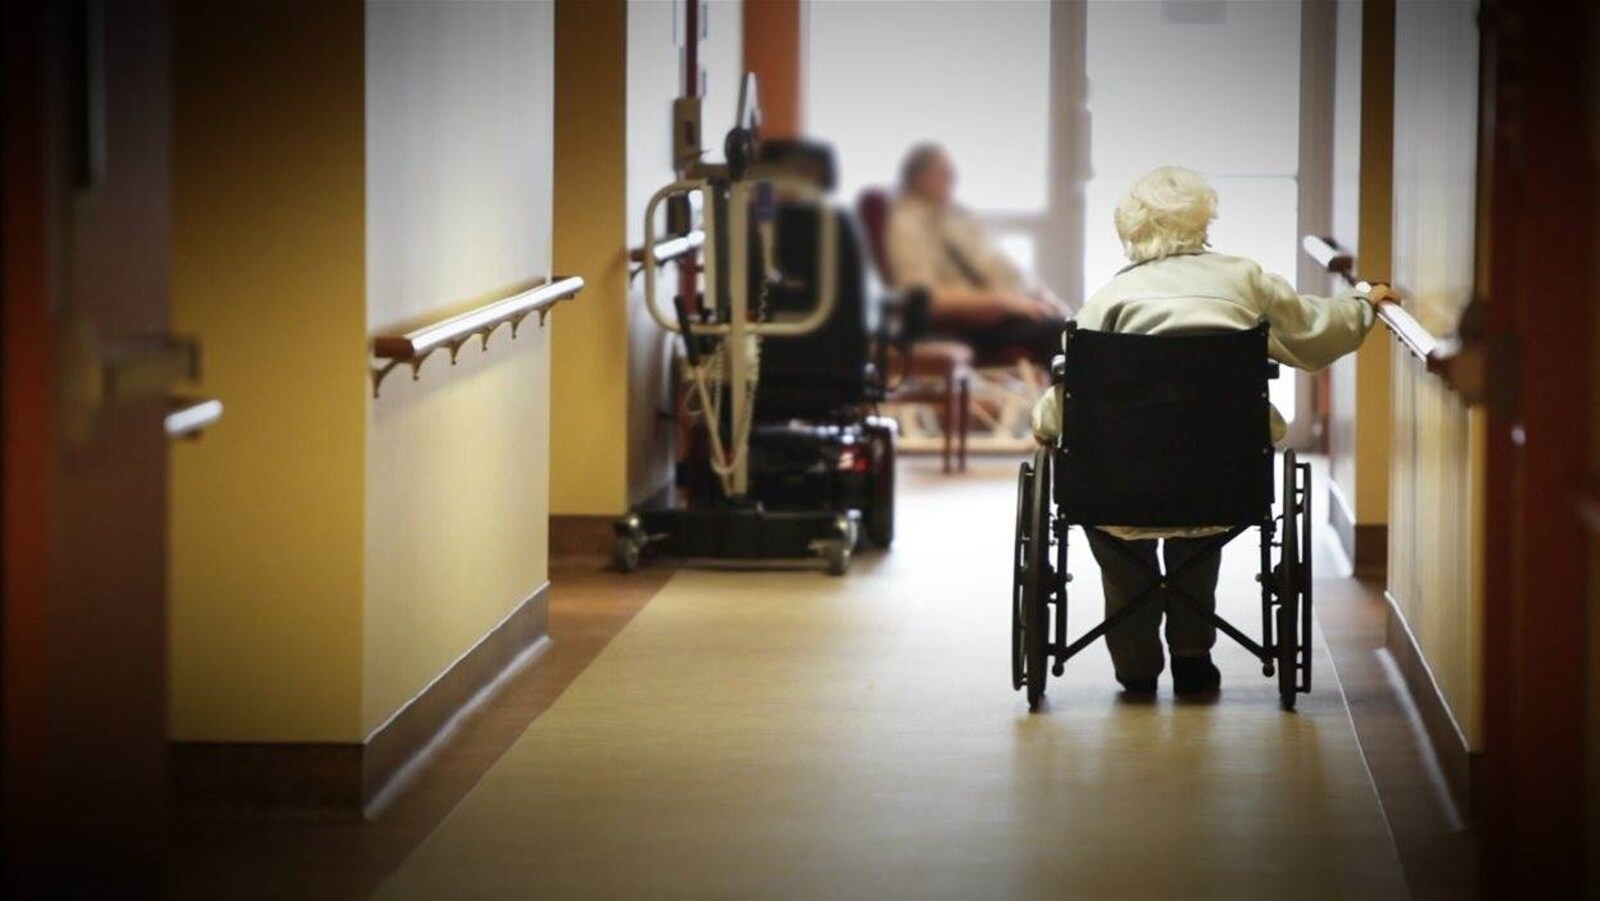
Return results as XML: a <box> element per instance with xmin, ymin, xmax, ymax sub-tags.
<box><xmin>614</xmin><ymin>505</ymin><xmax>860</xmax><ymax>576</ymax></box>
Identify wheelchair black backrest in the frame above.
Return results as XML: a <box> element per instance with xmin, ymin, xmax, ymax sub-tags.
<box><xmin>1056</xmin><ymin>322</ymin><xmax>1275</xmax><ymax>528</ymax></box>
<box><xmin>752</xmin><ymin>204</ymin><xmax>875</xmax><ymax>421</ymax></box>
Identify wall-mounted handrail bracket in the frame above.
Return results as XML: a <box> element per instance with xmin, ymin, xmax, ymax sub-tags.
<box><xmin>369</xmin><ymin>275</ymin><xmax>584</xmax><ymax>397</ymax></box>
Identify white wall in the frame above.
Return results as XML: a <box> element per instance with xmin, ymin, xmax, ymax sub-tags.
<box><xmin>1084</xmin><ymin>0</ymin><xmax>1301</xmax><ymax>418</ymax></box>
<box><xmin>623</xmin><ymin>0</ymin><xmax>743</xmax><ymax>504</ymax></box>
<box><xmin>363</xmin><ymin>0</ymin><xmax>555</xmax><ymax>734</ymax></box>
<box><xmin>698</xmin><ymin>0</ymin><xmax>746</xmax><ymax>164</ymax></box>
<box><xmin>806</xmin><ymin>0</ymin><xmax>1050</xmax><ymax>212</ymax></box>
<box><xmin>626</xmin><ymin>0</ymin><xmax>682</xmax><ymax>504</ymax></box>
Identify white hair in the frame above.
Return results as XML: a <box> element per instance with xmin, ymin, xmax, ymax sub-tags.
<box><xmin>1114</xmin><ymin>166</ymin><xmax>1218</xmax><ymax>263</ymax></box>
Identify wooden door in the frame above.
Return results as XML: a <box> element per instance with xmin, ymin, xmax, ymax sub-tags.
<box><xmin>1474</xmin><ymin>1</ymin><xmax>1596</xmax><ymax>895</ymax></box>
<box><xmin>3</xmin><ymin>0</ymin><xmax>175</xmax><ymax>893</ymax></box>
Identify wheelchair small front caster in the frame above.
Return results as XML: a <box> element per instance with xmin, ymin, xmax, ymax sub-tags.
<box><xmin>1262</xmin><ymin>661</ymin><xmax>1275</xmax><ymax>677</ymax></box>
<box><xmin>1051</xmin><ymin>661</ymin><xmax>1065</xmax><ymax>677</ymax></box>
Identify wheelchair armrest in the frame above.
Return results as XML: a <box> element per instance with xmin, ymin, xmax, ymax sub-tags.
<box><xmin>1266</xmin><ymin>360</ymin><xmax>1281</xmax><ymax>380</ymax></box>
<box><xmin>871</xmin><ymin>287</ymin><xmax>933</xmax><ymax>396</ymax></box>
<box><xmin>878</xmin><ymin>286</ymin><xmax>931</xmax><ymax>343</ymax></box>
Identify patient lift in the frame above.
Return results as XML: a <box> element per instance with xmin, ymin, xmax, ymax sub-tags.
<box><xmin>615</xmin><ymin>76</ymin><xmax>910</xmax><ymax>575</ymax></box>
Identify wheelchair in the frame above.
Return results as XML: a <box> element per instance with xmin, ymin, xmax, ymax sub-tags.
<box><xmin>1012</xmin><ymin>322</ymin><xmax>1313</xmax><ymax>711</ymax></box>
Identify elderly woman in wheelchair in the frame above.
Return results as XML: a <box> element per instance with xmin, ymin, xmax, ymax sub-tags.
<box><xmin>1018</xmin><ymin>166</ymin><xmax>1395</xmax><ymax>711</ymax></box>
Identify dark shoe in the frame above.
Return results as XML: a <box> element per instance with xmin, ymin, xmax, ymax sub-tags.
<box><xmin>1172</xmin><ymin>655</ymin><xmax>1222</xmax><ymax>694</ymax></box>
<box><xmin>1117</xmin><ymin>675</ymin><xmax>1158</xmax><ymax>694</ymax></box>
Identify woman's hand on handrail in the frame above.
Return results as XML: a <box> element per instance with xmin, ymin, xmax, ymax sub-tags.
<box><xmin>1365</xmin><ymin>283</ymin><xmax>1400</xmax><ymax>307</ymax></box>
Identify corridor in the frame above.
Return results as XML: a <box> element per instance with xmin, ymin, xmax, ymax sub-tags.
<box><xmin>378</xmin><ymin>462</ymin><xmax>1406</xmax><ymax>898</ymax></box>
<box><xmin>6</xmin><ymin>1</ymin><xmax>1595</xmax><ymax>896</ymax></box>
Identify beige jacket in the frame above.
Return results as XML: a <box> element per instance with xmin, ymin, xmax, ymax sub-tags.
<box><xmin>1030</xmin><ymin>250</ymin><xmax>1375</xmax><ymax>539</ymax></box>
<box><xmin>886</xmin><ymin>195</ymin><xmax>1027</xmax><ymax>294</ymax></box>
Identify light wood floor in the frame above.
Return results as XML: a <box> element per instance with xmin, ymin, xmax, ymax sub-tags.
<box><xmin>378</xmin><ymin>460</ymin><xmax>1411</xmax><ymax>899</ymax></box>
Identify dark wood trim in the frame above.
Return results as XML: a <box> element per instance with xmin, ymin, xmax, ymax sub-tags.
<box><xmin>1353</xmin><ymin>524</ymin><xmax>1389</xmax><ymax>577</ymax></box>
<box><xmin>1474</xmin><ymin>1</ymin><xmax>1596</xmax><ymax>895</ymax></box>
<box><xmin>551</xmin><ymin>515</ymin><xmax>620</xmax><ymax>563</ymax></box>
<box><xmin>170</xmin><ymin>742</ymin><xmax>364</xmax><ymax>814</ymax></box>
<box><xmin>1326</xmin><ymin>479</ymin><xmax>1388</xmax><ymax>576</ymax></box>
<box><xmin>172</xmin><ymin>583</ymin><xmax>550</xmax><ymax>817</ymax></box>
<box><xmin>1384</xmin><ymin>592</ymin><xmax>1480</xmax><ymax>816</ymax></box>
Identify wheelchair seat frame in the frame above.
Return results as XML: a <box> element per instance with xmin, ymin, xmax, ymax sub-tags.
<box><xmin>1011</xmin><ymin>322</ymin><xmax>1314</xmax><ymax>711</ymax></box>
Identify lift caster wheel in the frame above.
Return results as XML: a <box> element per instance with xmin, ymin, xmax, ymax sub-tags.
<box><xmin>613</xmin><ymin>533</ymin><xmax>643</xmax><ymax>573</ymax></box>
<box><xmin>823</xmin><ymin>540</ymin><xmax>852</xmax><ymax>576</ymax></box>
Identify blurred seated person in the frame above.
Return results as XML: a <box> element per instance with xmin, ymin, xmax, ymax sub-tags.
<box><xmin>886</xmin><ymin>143</ymin><xmax>1072</xmax><ymax>362</ymax></box>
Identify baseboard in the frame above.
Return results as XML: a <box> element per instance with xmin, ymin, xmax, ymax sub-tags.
<box><xmin>1326</xmin><ymin>481</ymin><xmax>1388</xmax><ymax>576</ymax></box>
<box><xmin>550</xmin><ymin>514</ymin><xmax>618</xmax><ymax>562</ymax></box>
<box><xmin>172</xmin><ymin>582</ymin><xmax>550</xmax><ymax>817</ymax></box>
<box><xmin>1383</xmin><ymin>591</ymin><xmax>1481</xmax><ymax>816</ymax></box>
<box><xmin>362</xmin><ymin>582</ymin><xmax>549</xmax><ymax>809</ymax></box>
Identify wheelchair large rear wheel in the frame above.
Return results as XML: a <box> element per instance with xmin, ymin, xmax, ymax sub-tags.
<box><xmin>1023</xmin><ymin>448</ymin><xmax>1053</xmax><ymax>711</ymax></box>
<box><xmin>1277</xmin><ymin>450</ymin><xmax>1302</xmax><ymax>711</ymax></box>
<box><xmin>1298</xmin><ymin>460</ymin><xmax>1314</xmax><ymax>693</ymax></box>
<box><xmin>1011</xmin><ymin>461</ymin><xmax>1032</xmax><ymax>691</ymax></box>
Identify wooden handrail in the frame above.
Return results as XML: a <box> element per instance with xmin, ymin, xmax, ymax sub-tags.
<box><xmin>165</xmin><ymin>397</ymin><xmax>223</xmax><ymax>439</ymax></box>
<box><xmin>1301</xmin><ymin>235</ymin><xmax>1455</xmax><ymax>366</ymax></box>
<box><xmin>629</xmin><ymin>229</ymin><xmax>705</xmax><ymax>265</ymax></box>
<box><xmin>1377</xmin><ymin>302</ymin><xmax>1454</xmax><ymax>364</ymax></box>
<box><xmin>369</xmin><ymin>275</ymin><xmax>584</xmax><ymax>396</ymax></box>
<box><xmin>1301</xmin><ymin>235</ymin><xmax>1488</xmax><ymax>401</ymax></box>
<box><xmin>1300</xmin><ymin>234</ymin><xmax>1354</xmax><ymax>279</ymax></box>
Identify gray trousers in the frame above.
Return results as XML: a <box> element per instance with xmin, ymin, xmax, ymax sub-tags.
<box><xmin>1084</xmin><ymin>530</ymin><xmax>1223</xmax><ymax>681</ymax></box>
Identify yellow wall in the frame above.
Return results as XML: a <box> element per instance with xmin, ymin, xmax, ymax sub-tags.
<box><xmin>1327</xmin><ymin>0</ymin><xmax>1393</xmax><ymax>535</ymax></box>
<box><xmin>1349</xmin><ymin>0</ymin><xmax>1394</xmax><ymax>525</ymax></box>
<box><xmin>551</xmin><ymin>0</ymin><xmax>630</xmax><ymax>517</ymax></box>
<box><xmin>168</xmin><ymin>0</ymin><xmax>369</xmax><ymax>742</ymax></box>
<box><xmin>1389</xmin><ymin>364</ymin><xmax>1484</xmax><ymax>746</ymax></box>
<box><xmin>171</xmin><ymin>0</ymin><xmax>562</xmax><ymax>743</ymax></box>
<box><xmin>362</xmin><ymin>0</ymin><xmax>557</xmax><ymax>735</ymax></box>
<box><xmin>552</xmin><ymin>0</ymin><xmax>745</xmax><ymax>514</ymax></box>
<box><xmin>1385</xmin><ymin>0</ymin><xmax>1484</xmax><ymax>748</ymax></box>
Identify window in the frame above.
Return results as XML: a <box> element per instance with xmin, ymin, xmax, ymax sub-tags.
<box><xmin>1084</xmin><ymin>1</ymin><xmax>1303</xmax><ymax>418</ymax></box>
<box><xmin>806</xmin><ymin>0</ymin><xmax>1051</xmax><ymax>214</ymax></box>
